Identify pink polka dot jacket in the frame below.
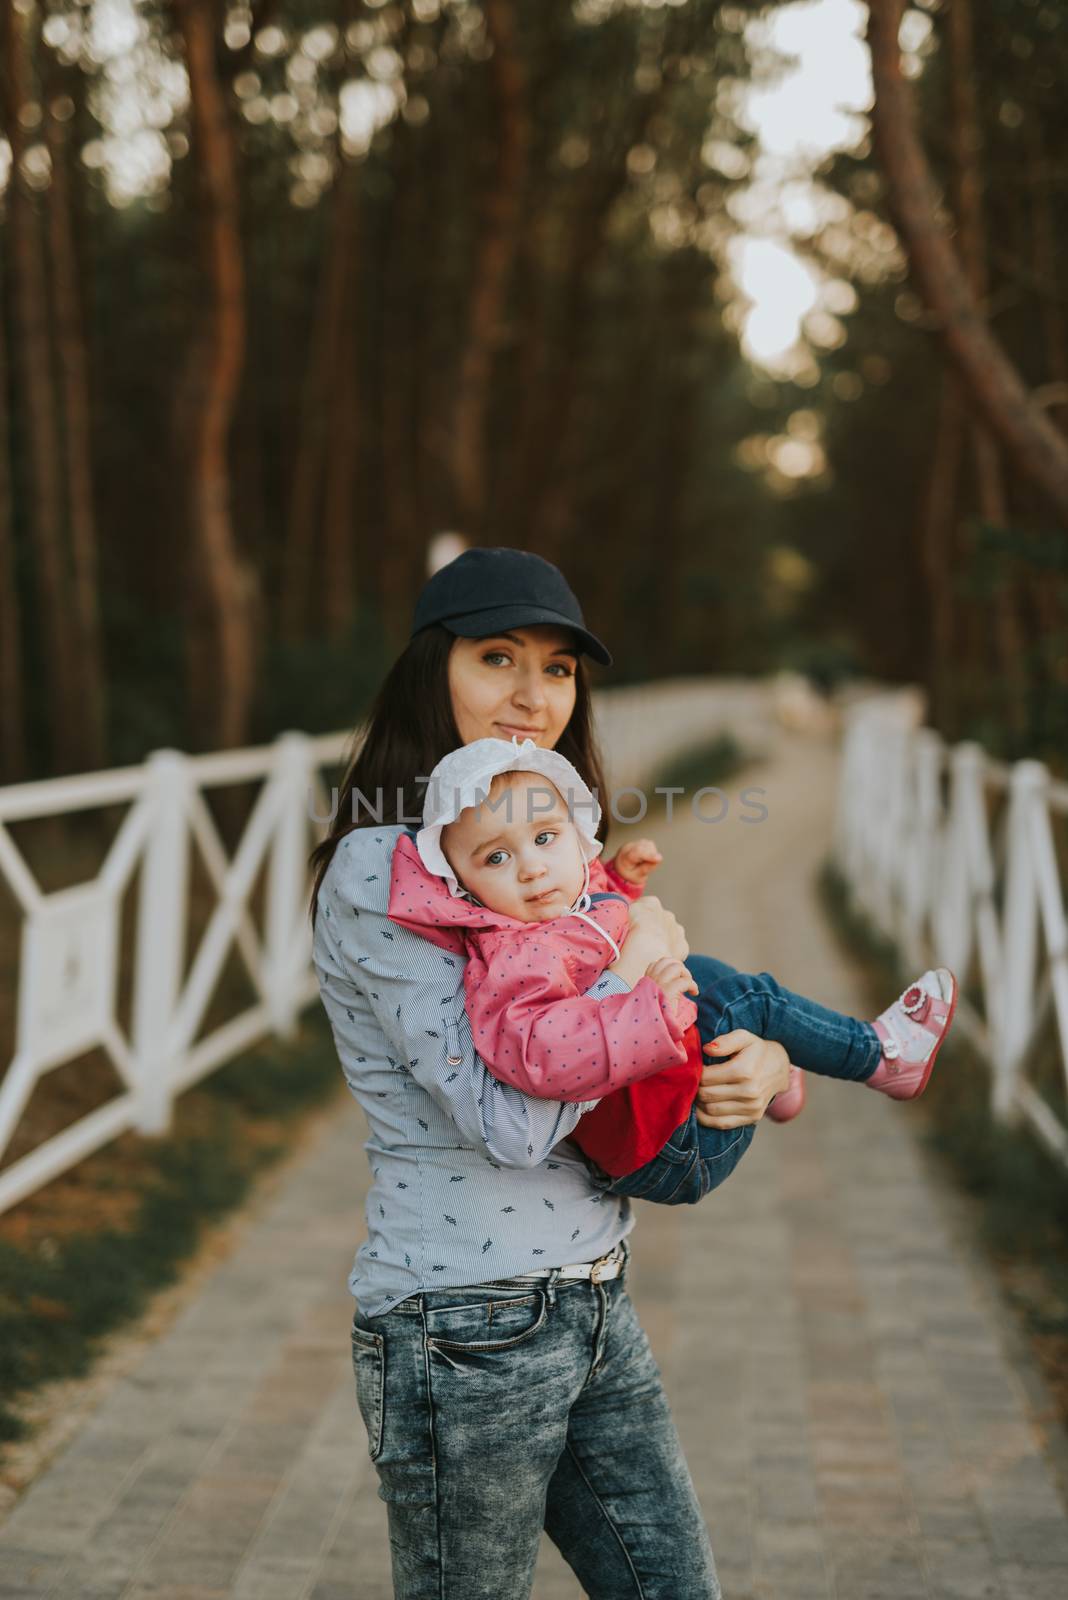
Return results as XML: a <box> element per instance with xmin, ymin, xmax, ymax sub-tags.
<box><xmin>387</xmin><ymin>833</ymin><xmax>697</xmax><ymax>1104</ymax></box>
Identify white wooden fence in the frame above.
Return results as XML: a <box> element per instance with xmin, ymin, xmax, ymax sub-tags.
<box><xmin>10</xmin><ymin>683</ymin><xmax>1064</xmax><ymax>1208</ymax></box>
<box><xmin>0</xmin><ymin>731</ymin><xmax>347</xmax><ymax>1214</ymax></box>
<box><xmin>834</xmin><ymin>693</ymin><xmax>1068</xmax><ymax>1169</ymax></box>
<box><xmin>0</xmin><ymin>681</ymin><xmax>771</xmax><ymax>1215</ymax></box>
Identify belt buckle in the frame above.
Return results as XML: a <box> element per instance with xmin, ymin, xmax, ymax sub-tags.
<box><xmin>589</xmin><ymin>1247</ymin><xmax>618</xmax><ymax>1285</ymax></box>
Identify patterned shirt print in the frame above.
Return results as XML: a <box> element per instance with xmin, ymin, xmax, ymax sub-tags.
<box><xmin>313</xmin><ymin>827</ymin><xmax>634</xmax><ymax>1317</ymax></box>
<box><xmin>387</xmin><ymin>834</ymin><xmax>695</xmax><ymax>1102</ymax></box>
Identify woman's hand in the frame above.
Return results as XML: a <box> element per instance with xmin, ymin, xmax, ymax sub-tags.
<box><xmin>629</xmin><ymin>896</ymin><xmax>688</xmax><ymax>959</ymax></box>
<box><xmin>607</xmin><ymin>896</ymin><xmax>689</xmax><ymax>988</ymax></box>
<box><xmin>694</xmin><ymin>1031</ymin><xmax>791</xmax><ymax>1129</ymax></box>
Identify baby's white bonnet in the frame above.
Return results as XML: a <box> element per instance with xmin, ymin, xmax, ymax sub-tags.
<box><xmin>417</xmin><ymin>736</ymin><xmax>603</xmax><ymax>898</ymax></box>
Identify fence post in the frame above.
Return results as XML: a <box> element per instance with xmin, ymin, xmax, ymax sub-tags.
<box><xmin>903</xmin><ymin>730</ymin><xmax>943</xmax><ymax>967</ymax></box>
<box><xmin>934</xmin><ymin>743</ymin><xmax>982</xmax><ymax>981</ymax></box>
<box><xmin>842</xmin><ymin>711</ymin><xmax>879</xmax><ymax>925</ymax></box>
<box><xmin>132</xmin><ymin>750</ymin><xmax>190</xmax><ymax>1134</ymax></box>
<box><xmin>884</xmin><ymin>725</ymin><xmax>911</xmax><ymax>949</ymax></box>
<box><xmin>995</xmin><ymin>760</ymin><xmax>1045</xmax><ymax>1124</ymax></box>
<box><xmin>266</xmin><ymin>732</ymin><xmax>312</xmax><ymax>1039</ymax></box>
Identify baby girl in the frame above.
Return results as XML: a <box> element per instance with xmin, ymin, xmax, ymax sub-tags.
<box><xmin>386</xmin><ymin>736</ymin><xmax>958</xmax><ymax>1205</ymax></box>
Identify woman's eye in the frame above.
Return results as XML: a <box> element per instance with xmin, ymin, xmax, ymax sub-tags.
<box><xmin>481</xmin><ymin>650</ymin><xmax>572</xmax><ymax>677</ymax></box>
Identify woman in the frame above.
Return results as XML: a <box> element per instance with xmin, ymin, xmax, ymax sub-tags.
<box><xmin>312</xmin><ymin>546</ymin><xmax>791</xmax><ymax>1600</ymax></box>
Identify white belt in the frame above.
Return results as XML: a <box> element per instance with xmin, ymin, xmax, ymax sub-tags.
<box><xmin>509</xmin><ymin>1242</ymin><xmax>625</xmax><ymax>1285</ymax></box>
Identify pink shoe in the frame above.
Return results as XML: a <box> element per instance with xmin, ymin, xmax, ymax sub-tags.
<box><xmin>867</xmin><ymin>969</ymin><xmax>958</xmax><ymax>1100</ymax></box>
<box><xmin>766</xmin><ymin>1065</ymin><xmax>806</xmax><ymax>1122</ymax></box>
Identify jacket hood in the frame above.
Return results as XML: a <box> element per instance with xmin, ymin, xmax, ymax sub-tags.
<box><xmin>388</xmin><ymin>832</ymin><xmax>571</xmax><ymax>953</ymax></box>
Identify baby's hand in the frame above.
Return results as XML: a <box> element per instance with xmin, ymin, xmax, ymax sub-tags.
<box><xmin>611</xmin><ymin>838</ymin><xmax>663</xmax><ymax>886</ymax></box>
<box><xmin>645</xmin><ymin>956</ymin><xmax>698</xmax><ymax>1018</ymax></box>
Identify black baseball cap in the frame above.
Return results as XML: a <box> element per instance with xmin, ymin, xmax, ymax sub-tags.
<box><xmin>411</xmin><ymin>547</ymin><xmax>613</xmax><ymax>666</ymax></box>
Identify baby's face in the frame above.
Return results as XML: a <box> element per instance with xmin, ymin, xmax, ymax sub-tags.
<box><xmin>441</xmin><ymin>772</ymin><xmax>587</xmax><ymax>922</ymax></box>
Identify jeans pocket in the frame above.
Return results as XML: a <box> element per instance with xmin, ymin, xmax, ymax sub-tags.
<box><xmin>424</xmin><ymin>1289</ymin><xmax>548</xmax><ymax>1355</ymax></box>
<box><xmin>607</xmin><ymin>1136</ymin><xmax>690</xmax><ymax>1199</ymax></box>
<box><xmin>351</xmin><ymin>1321</ymin><xmax>385</xmax><ymax>1460</ymax></box>
<box><xmin>612</xmin><ymin>1146</ymin><xmax>703</xmax><ymax>1205</ymax></box>
<box><xmin>656</xmin><ymin>1148</ymin><xmax>704</xmax><ymax>1205</ymax></box>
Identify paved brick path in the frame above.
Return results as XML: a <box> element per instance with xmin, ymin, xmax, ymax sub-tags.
<box><xmin>2</xmin><ymin>727</ymin><xmax>1066</xmax><ymax>1598</ymax></box>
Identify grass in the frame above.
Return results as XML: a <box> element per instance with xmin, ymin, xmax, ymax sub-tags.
<box><xmin>818</xmin><ymin>859</ymin><xmax>1068</xmax><ymax>1424</ymax></box>
<box><xmin>0</xmin><ymin>1009</ymin><xmax>342</xmax><ymax>1447</ymax></box>
<box><xmin>649</xmin><ymin>731</ymin><xmax>750</xmax><ymax>800</ymax></box>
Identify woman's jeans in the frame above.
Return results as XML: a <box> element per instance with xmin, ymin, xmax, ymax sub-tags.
<box><xmin>606</xmin><ymin>954</ymin><xmax>883</xmax><ymax>1207</ymax></box>
<box><xmin>351</xmin><ymin>1239</ymin><xmax>720</xmax><ymax>1600</ymax></box>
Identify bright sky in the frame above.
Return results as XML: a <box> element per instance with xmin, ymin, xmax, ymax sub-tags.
<box><xmin>733</xmin><ymin>0</ymin><xmax>874</xmax><ymax>375</ymax></box>
<box><xmin>1</xmin><ymin>0</ymin><xmax>910</xmax><ymax>402</ymax></box>
<box><xmin>745</xmin><ymin>0</ymin><xmax>871</xmax><ymax>161</ymax></box>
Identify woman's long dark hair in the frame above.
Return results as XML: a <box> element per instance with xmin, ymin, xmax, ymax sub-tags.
<box><xmin>309</xmin><ymin>624</ymin><xmax>610</xmax><ymax>922</ymax></box>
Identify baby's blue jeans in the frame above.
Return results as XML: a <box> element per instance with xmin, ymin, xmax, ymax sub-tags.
<box><xmin>604</xmin><ymin>952</ymin><xmax>883</xmax><ymax>1207</ymax></box>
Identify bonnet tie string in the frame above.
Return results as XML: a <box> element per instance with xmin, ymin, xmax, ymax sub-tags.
<box><xmin>568</xmin><ymin>907</ymin><xmax>622</xmax><ymax>964</ymax></box>
<box><xmin>563</xmin><ymin>856</ymin><xmax>623</xmax><ymax>963</ymax></box>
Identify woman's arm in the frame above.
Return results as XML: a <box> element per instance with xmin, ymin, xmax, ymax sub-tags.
<box><xmin>314</xmin><ymin>830</ymin><xmax>626</xmax><ymax>1167</ymax></box>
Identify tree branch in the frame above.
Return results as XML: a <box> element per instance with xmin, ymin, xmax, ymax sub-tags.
<box><xmin>867</xmin><ymin>0</ymin><xmax>1068</xmax><ymax>525</ymax></box>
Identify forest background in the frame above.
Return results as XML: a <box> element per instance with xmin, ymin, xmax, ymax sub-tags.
<box><xmin>1</xmin><ymin>0</ymin><xmax>1066</xmax><ymax>783</ymax></box>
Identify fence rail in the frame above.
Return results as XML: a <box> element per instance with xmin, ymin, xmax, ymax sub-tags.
<box><xmin>13</xmin><ymin>681</ymin><xmax>1022</xmax><ymax>1213</ymax></box>
<box><xmin>0</xmin><ymin>731</ymin><xmax>348</xmax><ymax>1214</ymax></box>
<box><xmin>0</xmin><ymin>680</ymin><xmax>772</xmax><ymax>1215</ymax></box>
<box><xmin>834</xmin><ymin>694</ymin><xmax>1068</xmax><ymax>1170</ymax></box>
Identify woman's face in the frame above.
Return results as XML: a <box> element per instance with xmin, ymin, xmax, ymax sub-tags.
<box><xmin>447</xmin><ymin>625</ymin><xmax>580</xmax><ymax>750</ymax></box>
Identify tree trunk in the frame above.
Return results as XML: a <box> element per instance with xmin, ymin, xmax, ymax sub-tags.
<box><xmin>919</xmin><ymin>378</ymin><xmax>967</xmax><ymax>736</ymax></box>
<box><xmin>279</xmin><ymin>160</ymin><xmax>360</xmax><ymax>644</ymax></box>
<box><xmin>0</xmin><ymin>0</ymin><xmax>81</xmax><ymax>773</ymax></box>
<box><xmin>0</xmin><ymin>250</ymin><xmax>27</xmax><ymax>782</ymax></box>
<box><xmin>946</xmin><ymin>0</ymin><xmax>1002</xmax><ymax>517</ymax></box>
<box><xmin>176</xmin><ymin>0</ymin><xmax>257</xmax><ymax>750</ymax></box>
<box><xmin>322</xmin><ymin>165</ymin><xmax>362</xmax><ymax>642</ymax></box>
<box><xmin>1028</xmin><ymin>122</ymin><xmax>1068</xmax><ymax>436</ymax></box>
<box><xmin>945</xmin><ymin>0</ymin><xmax>1027</xmax><ymax>740</ymax></box>
<box><xmin>1024</xmin><ymin>121</ymin><xmax>1067</xmax><ymax>691</ymax></box>
<box><xmin>867</xmin><ymin>0</ymin><xmax>1068</xmax><ymax>525</ymax></box>
<box><xmin>510</xmin><ymin>70</ymin><xmax>670</xmax><ymax>552</ymax></box>
<box><xmin>379</xmin><ymin>129</ymin><xmax>424</xmax><ymax>645</ymax></box>
<box><xmin>450</xmin><ymin>0</ymin><xmax>529</xmax><ymax>532</ymax></box>
<box><xmin>44</xmin><ymin>80</ymin><xmax>107</xmax><ymax>768</ymax></box>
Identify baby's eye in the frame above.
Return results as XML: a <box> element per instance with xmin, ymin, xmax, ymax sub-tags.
<box><xmin>485</xmin><ymin>849</ymin><xmax>507</xmax><ymax>866</ymax></box>
<box><xmin>534</xmin><ymin>830</ymin><xmax>557</xmax><ymax>846</ymax></box>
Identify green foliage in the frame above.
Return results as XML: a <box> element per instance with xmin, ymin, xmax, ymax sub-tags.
<box><xmin>3</xmin><ymin>0</ymin><xmax>1065</xmax><ymax>776</ymax></box>
<box><xmin>201</xmin><ymin>1017</ymin><xmax>339</xmax><ymax>1113</ymax></box>
<box><xmin>650</xmin><ymin>731</ymin><xmax>748</xmax><ymax>799</ymax></box>
<box><xmin>782</xmin><ymin>0</ymin><xmax>1068</xmax><ymax>763</ymax></box>
<box><xmin>777</xmin><ymin>635</ymin><xmax>864</xmax><ymax>695</ymax></box>
<box><xmin>256</xmin><ymin>606</ymin><xmax>391</xmax><ymax>741</ymax></box>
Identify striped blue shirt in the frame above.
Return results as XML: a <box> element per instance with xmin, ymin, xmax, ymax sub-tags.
<box><xmin>313</xmin><ymin>825</ymin><xmax>634</xmax><ymax>1316</ymax></box>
